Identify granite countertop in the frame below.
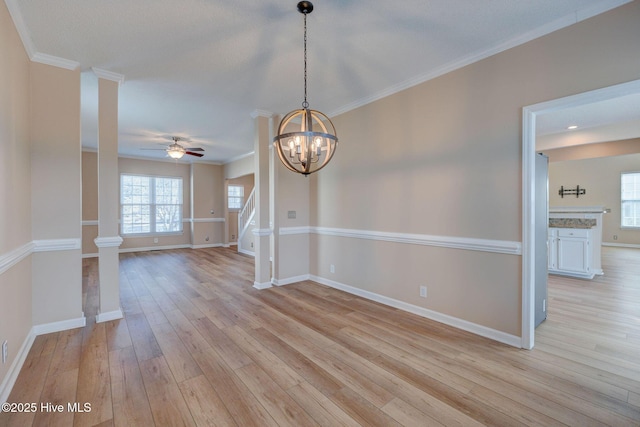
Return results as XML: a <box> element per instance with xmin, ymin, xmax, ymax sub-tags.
<box><xmin>549</xmin><ymin>218</ymin><xmax>597</xmax><ymax>229</ymax></box>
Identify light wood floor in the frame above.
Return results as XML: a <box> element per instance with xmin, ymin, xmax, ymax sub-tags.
<box><xmin>2</xmin><ymin>246</ymin><xmax>640</xmax><ymax>426</ymax></box>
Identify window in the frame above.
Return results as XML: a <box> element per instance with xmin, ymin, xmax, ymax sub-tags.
<box><xmin>121</xmin><ymin>174</ymin><xmax>183</xmax><ymax>235</ymax></box>
<box><xmin>621</xmin><ymin>172</ymin><xmax>640</xmax><ymax>228</ymax></box>
<box><xmin>228</xmin><ymin>185</ymin><xmax>244</xmax><ymax>210</ymax></box>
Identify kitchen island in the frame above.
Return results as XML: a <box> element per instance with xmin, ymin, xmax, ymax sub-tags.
<box><xmin>548</xmin><ymin>207</ymin><xmax>605</xmax><ymax>279</ymax></box>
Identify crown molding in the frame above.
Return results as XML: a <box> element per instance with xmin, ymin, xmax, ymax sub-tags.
<box><xmin>250</xmin><ymin>110</ymin><xmax>273</xmax><ymax>119</ymax></box>
<box><xmin>31</xmin><ymin>53</ymin><xmax>80</xmax><ymax>70</ymax></box>
<box><xmin>224</xmin><ymin>151</ymin><xmax>255</xmax><ymax>165</ymax></box>
<box><xmin>92</xmin><ymin>67</ymin><xmax>125</xmax><ymax>85</ymax></box>
<box><xmin>328</xmin><ymin>0</ymin><xmax>631</xmax><ymax>119</ymax></box>
<box><xmin>4</xmin><ymin>0</ymin><xmax>36</xmax><ymax>58</ymax></box>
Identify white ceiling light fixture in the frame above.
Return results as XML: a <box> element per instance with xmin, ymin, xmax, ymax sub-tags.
<box><xmin>567</xmin><ymin>125</ymin><xmax>579</xmax><ymax>130</ymax></box>
<box><xmin>166</xmin><ymin>138</ymin><xmax>187</xmax><ymax>159</ymax></box>
<box><xmin>273</xmin><ymin>1</ymin><xmax>338</xmax><ymax>176</ymax></box>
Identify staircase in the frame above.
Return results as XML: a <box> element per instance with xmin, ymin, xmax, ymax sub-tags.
<box><xmin>237</xmin><ymin>187</ymin><xmax>255</xmax><ymax>256</ymax></box>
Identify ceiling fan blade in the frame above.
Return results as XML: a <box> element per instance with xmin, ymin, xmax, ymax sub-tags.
<box><xmin>187</xmin><ymin>147</ymin><xmax>205</xmax><ymax>152</ymax></box>
<box><xmin>186</xmin><ymin>151</ymin><xmax>204</xmax><ymax>157</ymax></box>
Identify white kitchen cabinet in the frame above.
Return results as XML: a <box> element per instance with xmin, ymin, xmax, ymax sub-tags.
<box><xmin>548</xmin><ymin>227</ymin><xmax>594</xmax><ymax>279</ymax></box>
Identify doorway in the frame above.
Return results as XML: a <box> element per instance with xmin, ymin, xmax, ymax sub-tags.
<box><xmin>521</xmin><ymin>78</ymin><xmax>640</xmax><ymax>349</ymax></box>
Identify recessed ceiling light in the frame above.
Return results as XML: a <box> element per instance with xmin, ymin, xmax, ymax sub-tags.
<box><xmin>567</xmin><ymin>125</ymin><xmax>578</xmax><ymax>130</ymax></box>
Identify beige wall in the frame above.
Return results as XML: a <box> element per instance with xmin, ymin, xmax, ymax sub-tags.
<box><xmin>82</xmin><ymin>151</ymin><xmax>99</xmax><ymax>254</ymax></box>
<box><xmin>306</xmin><ymin>2</ymin><xmax>640</xmax><ymax>338</ymax></box>
<box><xmin>0</xmin><ymin>0</ymin><xmax>32</xmax><ymax>392</ymax></box>
<box><xmin>549</xmin><ymin>153</ymin><xmax>640</xmax><ymax>246</ymax></box>
<box><xmin>224</xmin><ymin>154</ymin><xmax>254</xmax><ymax>180</ymax></box>
<box><xmin>191</xmin><ymin>163</ymin><xmax>225</xmax><ymax>247</ymax></box>
<box><xmin>543</xmin><ymin>138</ymin><xmax>640</xmax><ymax>163</ymax></box>
<box><xmin>30</xmin><ymin>62</ymin><xmax>83</xmax><ymax>326</ymax></box>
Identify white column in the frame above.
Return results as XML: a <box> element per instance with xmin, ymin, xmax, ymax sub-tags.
<box><xmin>251</xmin><ymin>110</ymin><xmax>273</xmax><ymax>289</ymax></box>
<box><xmin>93</xmin><ymin>68</ymin><xmax>124</xmax><ymax>323</ymax></box>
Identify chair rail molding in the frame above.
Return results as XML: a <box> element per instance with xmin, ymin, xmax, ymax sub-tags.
<box><xmin>94</xmin><ymin>236</ymin><xmax>124</xmax><ymax>248</ymax></box>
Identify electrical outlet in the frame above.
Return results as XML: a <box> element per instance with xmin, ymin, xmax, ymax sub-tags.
<box><xmin>543</xmin><ymin>299</ymin><xmax>546</xmax><ymax>312</ymax></box>
<box><xmin>205</xmin><ymin>236</ymin><xmax>210</xmax><ymax>242</ymax></box>
<box><xmin>232</xmin><ymin>234</ymin><xmax>236</xmax><ymax>240</ymax></box>
<box><xmin>420</xmin><ymin>286</ymin><xmax>427</xmax><ymax>298</ymax></box>
<box><xmin>2</xmin><ymin>340</ymin><xmax>7</xmax><ymax>364</ymax></box>
<box><xmin>251</xmin><ymin>242</ymin><xmax>253</xmax><ymax>248</ymax></box>
<box><xmin>613</xmin><ymin>235</ymin><xmax>618</xmax><ymax>240</ymax></box>
<box><xmin>330</xmin><ymin>264</ymin><xmax>335</xmax><ymax>274</ymax></box>
<box><xmin>153</xmin><ymin>237</ymin><xmax>158</xmax><ymax>244</ymax></box>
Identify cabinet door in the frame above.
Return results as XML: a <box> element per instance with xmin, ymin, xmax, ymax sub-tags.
<box><xmin>557</xmin><ymin>237</ymin><xmax>589</xmax><ymax>274</ymax></box>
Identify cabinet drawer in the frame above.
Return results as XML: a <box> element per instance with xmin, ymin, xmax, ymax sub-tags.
<box><xmin>558</xmin><ymin>228</ymin><xmax>589</xmax><ymax>238</ymax></box>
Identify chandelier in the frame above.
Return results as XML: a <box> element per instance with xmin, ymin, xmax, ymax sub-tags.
<box><xmin>273</xmin><ymin>1</ymin><xmax>338</xmax><ymax>176</ymax></box>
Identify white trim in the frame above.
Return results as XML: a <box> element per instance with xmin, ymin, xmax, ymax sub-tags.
<box><xmin>82</xmin><ymin>253</ymin><xmax>99</xmax><ymax>259</ymax></box>
<box><xmin>31</xmin><ymin>53</ymin><xmax>80</xmax><ymax>70</ymax></box>
<box><xmin>310</xmin><ymin>275</ymin><xmax>521</xmax><ymax>348</ymax></box>
<box><xmin>94</xmin><ymin>236</ymin><xmax>124</xmax><ymax>248</ymax></box>
<box><xmin>191</xmin><ymin>243</ymin><xmax>224</xmax><ymax>249</ymax></box>
<box><xmin>119</xmin><ymin>244</ymin><xmax>191</xmax><ymax>253</ymax></box>
<box><xmin>253</xmin><ymin>281</ymin><xmax>272</xmax><ymax>290</ymax></box>
<box><xmin>603</xmin><ymin>242</ymin><xmax>640</xmax><ymax>249</ymax></box>
<box><xmin>82</xmin><ymin>220</ymin><xmax>99</xmax><ymax>226</ymax></box>
<box><xmin>96</xmin><ymin>308</ymin><xmax>123</xmax><ymax>323</ymax></box>
<box><xmin>327</xmin><ymin>0</ymin><xmax>631</xmax><ymax>119</ymax></box>
<box><xmin>92</xmin><ymin>67</ymin><xmax>125</xmax><ymax>85</ymax></box>
<box><xmin>32</xmin><ymin>315</ymin><xmax>86</xmax><ymax>336</ymax></box>
<box><xmin>0</xmin><ymin>242</ymin><xmax>34</xmax><ymax>275</ymax></box>
<box><xmin>279</xmin><ymin>226</ymin><xmax>312</xmax><ymax>236</ymax></box>
<box><xmin>272</xmin><ymin>275</ymin><xmax>310</xmax><ymax>286</ymax></box>
<box><xmin>0</xmin><ymin>328</ymin><xmax>35</xmax><ymax>405</ymax></box>
<box><xmin>279</xmin><ymin>226</ymin><xmax>521</xmax><ymax>255</ymax></box>
<box><xmin>252</xmin><ymin>228</ymin><xmax>272</xmax><ymax>237</ymax></box>
<box><xmin>0</xmin><ymin>313</ymin><xmax>88</xmax><ymax>403</ymax></box>
<box><xmin>4</xmin><ymin>0</ymin><xmax>36</xmax><ymax>58</ymax></box>
<box><xmin>32</xmin><ymin>238</ymin><xmax>81</xmax><ymax>252</ymax></box>
<box><xmin>250</xmin><ymin>110</ymin><xmax>273</xmax><ymax>119</ymax></box>
<box><xmin>189</xmin><ymin>218</ymin><xmax>225</xmax><ymax>223</ymax></box>
<box><xmin>521</xmin><ymin>78</ymin><xmax>640</xmax><ymax>351</ymax></box>
<box><xmin>238</xmin><ymin>248</ymin><xmax>255</xmax><ymax>257</ymax></box>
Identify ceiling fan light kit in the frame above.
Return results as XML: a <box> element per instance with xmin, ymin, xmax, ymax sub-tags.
<box><xmin>273</xmin><ymin>1</ymin><xmax>338</xmax><ymax>176</ymax></box>
<box><xmin>167</xmin><ymin>142</ymin><xmax>186</xmax><ymax>159</ymax></box>
<box><xmin>141</xmin><ymin>136</ymin><xmax>205</xmax><ymax>159</ymax></box>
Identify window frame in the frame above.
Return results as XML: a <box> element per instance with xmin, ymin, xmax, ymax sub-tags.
<box><xmin>621</xmin><ymin>171</ymin><xmax>640</xmax><ymax>229</ymax></box>
<box><xmin>120</xmin><ymin>173</ymin><xmax>184</xmax><ymax>237</ymax></box>
<box><xmin>228</xmin><ymin>185</ymin><xmax>245</xmax><ymax>211</ymax></box>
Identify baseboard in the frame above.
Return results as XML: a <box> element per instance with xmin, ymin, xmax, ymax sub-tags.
<box><xmin>96</xmin><ymin>308</ymin><xmax>123</xmax><ymax>323</ymax></box>
<box><xmin>32</xmin><ymin>315</ymin><xmax>87</xmax><ymax>336</ymax></box>
<box><xmin>272</xmin><ymin>274</ymin><xmax>311</xmax><ymax>286</ymax></box>
<box><xmin>238</xmin><ymin>248</ymin><xmax>255</xmax><ymax>257</ymax></box>
<box><xmin>603</xmin><ymin>242</ymin><xmax>640</xmax><ymax>249</ymax></box>
<box><xmin>308</xmin><ymin>274</ymin><xmax>521</xmax><ymax>348</ymax></box>
<box><xmin>1</xmin><ymin>315</ymin><xmax>86</xmax><ymax>404</ymax></box>
<box><xmin>0</xmin><ymin>328</ymin><xmax>36</xmax><ymax>404</ymax></box>
<box><xmin>119</xmin><ymin>244</ymin><xmax>192</xmax><ymax>253</ymax></box>
<box><xmin>191</xmin><ymin>243</ymin><xmax>224</xmax><ymax>249</ymax></box>
<box><xmin>253</xmin><ymin>281</ymin><xmax>272</xmax><ymax>290</ymax></box>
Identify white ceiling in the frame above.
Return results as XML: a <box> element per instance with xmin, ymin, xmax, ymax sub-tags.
<box><xmin>5</xmin><ymin>0</ymin><xmax>634</xmax><ymax>163</ymax></box>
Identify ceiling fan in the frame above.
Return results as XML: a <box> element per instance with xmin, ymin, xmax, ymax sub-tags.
<box><xmin>142</xmin><ymin>136</ymin><xmax>204</xmax><ymax>159</ymax></box>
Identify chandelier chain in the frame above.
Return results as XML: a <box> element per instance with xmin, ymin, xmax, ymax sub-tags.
<box><xmin>302</xmin><ymin>12</ymin><xmax>309</xmax><ymax>109</ymax></box>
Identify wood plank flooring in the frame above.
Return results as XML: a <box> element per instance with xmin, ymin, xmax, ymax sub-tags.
<box><xmin>2</xmin><ymin>246</ymin><xmax>640</xmax><ymax>426</ymax></box>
